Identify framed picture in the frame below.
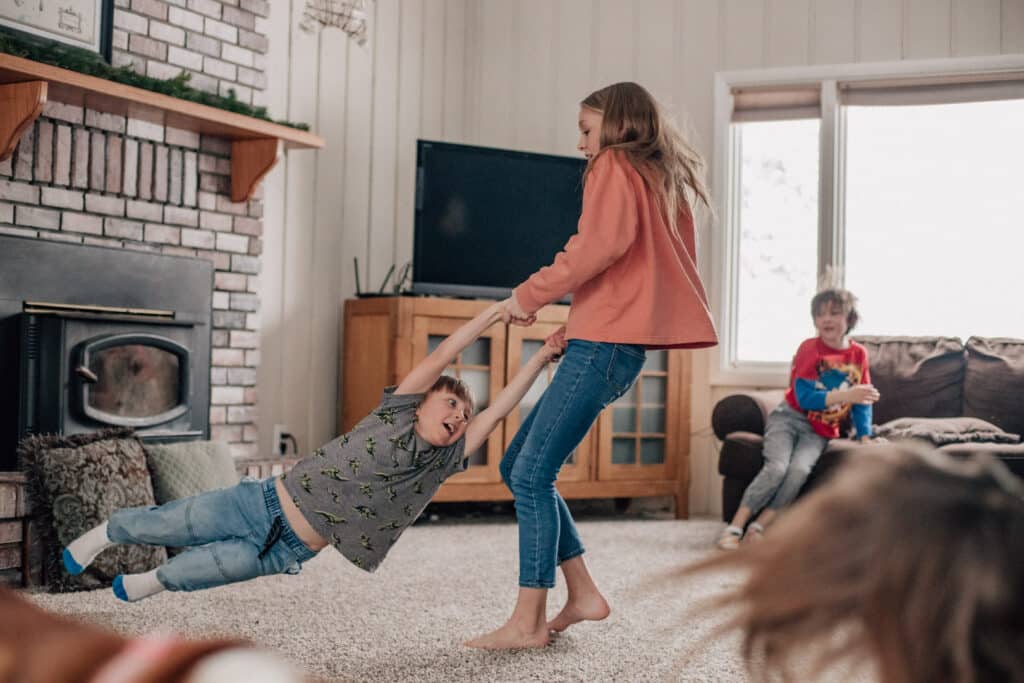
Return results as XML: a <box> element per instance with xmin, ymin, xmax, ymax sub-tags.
<box><xmin>0</xmin><ymin>0</ymin><xmax>114</xmax><ymax>62</ymax></box>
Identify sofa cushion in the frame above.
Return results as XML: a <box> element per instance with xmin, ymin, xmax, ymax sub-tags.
<box><xmin>963</xmin><ymin>337</ymin><xmax>1024</xmax><ymax>437</ymax></box>
<box><xmin>875</xmin><ymin>416</ymin><xmax>1020</xmax><ymax>446</ymax></box>
<box><xmin>852</xmin><ymin>336</ymin><xmax>964</xmax><ymax>424</ymax></box>
<box><xmin>937</xmin><ymin>442</ymin><xmax>1024</xmax><ymax>477</ymax></box>
<box><xmin>17</xmin><ymin>428</ymin><xmax>167</xmax><ymax>592</ymax></box>
<box><xmin>144</xmin><ymin>440</ymin><xmax>239</xmax><ymax>506</ymax></box>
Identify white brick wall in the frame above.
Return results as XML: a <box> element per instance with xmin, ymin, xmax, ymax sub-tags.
<box><xmin>0</xmin><ymin>1</ymin><xmax>271</xmax><ymax>460</ymax></box>
<box><xmin>0</xmin><ymin>97</ymin><xmax>267</xmax><ymax>459</ymax></box>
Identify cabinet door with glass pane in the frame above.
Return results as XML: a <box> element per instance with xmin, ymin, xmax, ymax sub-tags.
<box><xmin>595</xmin><ymin>349</ymin><xmax>684</xmax><ymax>481</ymax></box>
<box><xmin>504</xmin><ymin>324</ymin><xmax>593</xmax><ymax>482</ymax></box>
<box><xmin>410</xmin><ymin>315</ymin><xmax>507</xmax><ymax>484</ymax></box>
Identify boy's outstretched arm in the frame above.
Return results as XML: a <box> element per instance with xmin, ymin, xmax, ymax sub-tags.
<box><xmin>464</xmin><ymin>327</ymin><xmax>566</xmax><ymax>454</ymax></box>
<box><xmin>395</xmin><ymin>302</ymin><xmax>506</xmax><ymax>396</ymax></box>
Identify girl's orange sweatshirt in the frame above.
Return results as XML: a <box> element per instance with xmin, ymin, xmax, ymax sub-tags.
<box><xmin>514</xmin><ymin>150</ymin><xmax>718</xmax><ymax>349</ymax></box>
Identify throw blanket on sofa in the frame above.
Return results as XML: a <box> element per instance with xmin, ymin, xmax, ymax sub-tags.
<box><xmin>874</xmin><ymin>417</ymin><xmax>1021</xmax><ymax>446</ymax></box>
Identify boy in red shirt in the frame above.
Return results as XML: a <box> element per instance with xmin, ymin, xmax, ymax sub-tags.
<box><xmin>717</xmin><ymin>288</ymin><xmax>880</xmax><ymax>550</ymax></box>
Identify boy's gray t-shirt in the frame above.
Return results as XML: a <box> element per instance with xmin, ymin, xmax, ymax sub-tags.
<box><xmin>282</xmin><ymin>387</ymin><xmax>467</xmax><ymax>572</ymax></box>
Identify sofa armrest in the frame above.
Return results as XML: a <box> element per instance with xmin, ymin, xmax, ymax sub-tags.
<box><xmin>711</xmin><ymin>389</ymin><xmax>787</xmax><ymax>440</ymax></box>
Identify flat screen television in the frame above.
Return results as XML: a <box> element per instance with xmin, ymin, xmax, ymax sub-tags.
<box><xmin>412</xmin><ymin>140</ymin><xmax>586</xmax><ymax>300</ymax></box>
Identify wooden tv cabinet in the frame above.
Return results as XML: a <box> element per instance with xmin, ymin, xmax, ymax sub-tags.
<box><xmin>339</xmin><ymin>296</ymin><xmax>692</xmax><ymax>518</ymax></box>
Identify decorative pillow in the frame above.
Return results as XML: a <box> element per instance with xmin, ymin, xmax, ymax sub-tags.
<box><xmin>144</xmin><ymin>440</ymin><xmax>240</xmax><ymax>506</ymax></box>
<box><xmin>17</xmin><ymin>428</ymin><xmax>167</xmax><ymax>592</ymax></box>
<box><xmin>874</xmin><ymin>417</ymin><xmax>1021</xmax><ymax>446</ymax></box>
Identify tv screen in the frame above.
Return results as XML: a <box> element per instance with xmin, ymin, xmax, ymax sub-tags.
<box><xmin>412</xmin><ymin>140</ymin><xmax>585</xmax><ymax>300</ymax></box>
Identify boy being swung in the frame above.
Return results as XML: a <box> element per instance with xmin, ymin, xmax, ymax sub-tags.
<box><xmin>63</xmin><ymin>300</ymin><xmax>560</xmax><ymax>600</ymax></box>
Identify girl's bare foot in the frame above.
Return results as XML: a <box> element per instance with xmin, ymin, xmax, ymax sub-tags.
<box><xmin>464</xmin><ymin>621</ymin><xmax>550</xmax><ymax>650</ymax></box>
<box><xmin>547</xmin><ymin>592</ymin><xmax>610</xmax><ymax>633</ymax></box>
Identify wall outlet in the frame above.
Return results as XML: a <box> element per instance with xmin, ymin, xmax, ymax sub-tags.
<box><xmin>272</xmin><ymin>424</ymin><xmax>288</xmax><ymax>456</ymax></box>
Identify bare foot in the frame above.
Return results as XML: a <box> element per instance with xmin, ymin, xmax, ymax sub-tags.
<box><xmin>464</xmin><ymin>621</ymin><xmax>550</xmax><ymax>650</ymax></box>
<box><xmin>547</xmin><ymin>592</ymin><xmax>611</xmax><ymax>633</ymax></box>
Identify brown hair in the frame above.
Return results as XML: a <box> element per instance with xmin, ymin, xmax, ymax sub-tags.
<box><xmin>683</xmin><ymin>445</ymin><xmax>1024</xmax><ymax>683</ymax></box>
<box><xmin>580</xmin><ymin>82</ymin><xmax>711</xmax><ymax>234</ymax></box>
<box><xmin>811</xmin><ymin>287</ymin><xmax>859</xmax><ymax>333</ymax></box>
<box><xmin>427</xmin><ymin>375</ymin><xmax>475</xmax><ymax>415</ymax></box>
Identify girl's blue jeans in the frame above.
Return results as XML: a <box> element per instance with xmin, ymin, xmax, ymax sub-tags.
<box><xmin>500</xmin><ymin>339</ymin><xmax>645</xmax><ymax>589</ymax></box>
<box><xmin>739</xmin><ymin>402</ymin><xmax>829</xmax><ymax>513</ymax></box>
<box><xmin>107</xmin><ymin>477</ymin><xmax>318</xmax><ymax>592</ymax></box>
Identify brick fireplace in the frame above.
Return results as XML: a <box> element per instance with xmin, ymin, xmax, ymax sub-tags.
<box><xmin>0</xmin><ymin>0</ymin><xmax>274</xmax><ymax>462</ymax></box>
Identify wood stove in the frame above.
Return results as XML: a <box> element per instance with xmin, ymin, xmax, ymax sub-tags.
<box><xmin>0</xmin><ymin>235</ymin><xmax>213</xmax><ymax>469</ymax></box>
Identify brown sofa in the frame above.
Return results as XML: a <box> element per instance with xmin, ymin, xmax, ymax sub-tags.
<box><xmin>713</xmin><ymin>336</ymin><xmax>1024</xmax><ymax>521</ymax></box>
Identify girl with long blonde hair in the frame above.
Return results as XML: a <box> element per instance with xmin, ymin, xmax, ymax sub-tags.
<box><xmin>469</xmin><ymin>82</ymin><xmax>718</xmax><ymax>649</ymax></box>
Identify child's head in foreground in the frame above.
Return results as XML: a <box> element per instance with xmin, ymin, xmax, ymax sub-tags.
<box><xmin>687</xmin><ymin>443</ymin><xmax>1024</xmax><ymax>683</ymax></box>
<box><xmin>414</xmin><ymin>375</ymin><xmax>475</xmax><ymax>447</ymax></box>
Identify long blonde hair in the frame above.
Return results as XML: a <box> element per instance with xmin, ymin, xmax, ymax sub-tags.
<box><xmin>581</xmin><ymin>82</ymin><xmax>710</xmax><ymax>231</ymax></box>
<box><xmin>683</xmin><ymin>445</ymin><xmax>1024</xmax><ymax>683</ymax></box>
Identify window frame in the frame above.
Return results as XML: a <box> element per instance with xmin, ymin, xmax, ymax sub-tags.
<box><xmin>711</xmin><ymin>55</ymin><xmax>1024</xmax><ymax>387</ymax></box>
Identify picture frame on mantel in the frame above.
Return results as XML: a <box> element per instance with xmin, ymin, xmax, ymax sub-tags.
<box><xmin>0</xmin><ymin>0</ymin><xmax>114</xmax><ymax>62</ymax></box>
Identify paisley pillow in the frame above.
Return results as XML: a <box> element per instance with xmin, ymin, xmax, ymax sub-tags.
<box><xmin>18</xmin><ymin>428</ymin><xmax>166</xmax><ymax>592</ymax></box>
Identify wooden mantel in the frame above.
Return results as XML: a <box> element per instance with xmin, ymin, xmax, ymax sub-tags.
<box><xmin>0</xmin><ymin>53</ymin><xmax>324</xmax><ymax>201</ymax></box>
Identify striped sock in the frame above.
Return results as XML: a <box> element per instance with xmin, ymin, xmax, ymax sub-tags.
<box><xmin>63</xmin><ymin>522</ymin><xmax>112</xmax><ymax>575</ymax></box>
<box><xmin>113</xmin><ymin>570</ymin><xmax>165</xmax><ymax>602</ymax></box>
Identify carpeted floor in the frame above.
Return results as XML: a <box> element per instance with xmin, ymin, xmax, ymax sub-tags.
<box><xmin>25</xmin><ymin>517</ymin><xmax>847</xmax><ymax>682</ymax></box>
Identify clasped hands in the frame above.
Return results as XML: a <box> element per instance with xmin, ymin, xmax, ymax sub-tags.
<box><xmin>498</xmin><ymin>295</ymin><xmax>566</xmax><ymax>359</ymax></box>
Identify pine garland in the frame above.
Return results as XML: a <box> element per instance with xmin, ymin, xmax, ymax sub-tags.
<box><xmin>0</xmin><ymin>30</ymin><xmax>309</xmax><ymax>131</ymax></box>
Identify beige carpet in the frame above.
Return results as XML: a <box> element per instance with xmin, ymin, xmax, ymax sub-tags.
<box><xmin>26</xmin><ymin>517</ymin><xmax>804</xmax><ymax>682</ymax></box>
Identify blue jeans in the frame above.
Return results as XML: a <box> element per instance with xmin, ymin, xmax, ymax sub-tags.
<box><xmin>500</xmin><ymin>339</ymin><xmax>646</xmax><ymax>588</ymax></box>
<box><xmin>739</xmin><ymin>402</ymin><xmax>829</xmax><ymax>513</ymax></box>
<box><xmin>107</xmin><ymin>478</ymin><xmax>318</xmax><ymax>592</ymax></box>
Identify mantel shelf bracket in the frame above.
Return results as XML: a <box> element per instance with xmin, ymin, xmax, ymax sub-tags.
<box><xmin>231</xmin><ymin>138</ymin><xmax>279</xmax><ymax>202</ymax></box>
<box><xmin>0</xmin><ymin>81</ymin><xmax>47</xmax><ymax>162</ymax></box>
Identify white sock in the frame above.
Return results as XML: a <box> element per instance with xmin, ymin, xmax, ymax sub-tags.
<box><xmin>64</xmin><ymin>521</ymin><xmax>113</xmax><ymax>574</ymax></box>
<box><xmin>724</xmin><ymin>525</ymin><xmax>743</xmax><ymax>537</ymax></box>
<box><xmin>113</xmin><ymin>569</ymin><xmax>166</xmax><ymax>602</ymax></box>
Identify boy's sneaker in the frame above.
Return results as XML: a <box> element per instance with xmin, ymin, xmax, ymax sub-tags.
<box><xmin>716</xmin><ymin>525</ymin><xmax>743</xmax><ymax>550</ymax></box>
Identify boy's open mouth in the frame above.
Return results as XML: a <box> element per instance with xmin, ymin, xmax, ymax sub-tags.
<box><xmin>443</xmin><ymin>422</ymin><xmax>455</xmax><ymax>435</ymax></box>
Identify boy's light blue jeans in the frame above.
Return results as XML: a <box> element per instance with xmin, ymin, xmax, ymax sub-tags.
<box><xmin>500</xmin><ymin>339</ymin><xmax>645</xmax><ymax>589</ymax></box>
<box><xmin>107</xmin><ymin>477</ymin><xmax>318</xmax><ymax>592</ymax></box>
<box><xmin>739</xmin><ymin>402</ymin><xmax>829</xmax><ymax>513</ymax></box>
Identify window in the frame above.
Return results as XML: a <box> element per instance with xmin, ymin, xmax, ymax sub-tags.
<box><xmin>714</xmin><ymin>58</ymin><xmax>1024</xmax><ymax>382</ymax></box>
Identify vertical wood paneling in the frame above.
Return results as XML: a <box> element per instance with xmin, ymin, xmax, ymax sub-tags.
<box><xmin>254</xmin><ymin>0</ymin><xmax>291</xmax><ymax>457</ymax></box>
<box><xmin>635</xmin><ymin>0</ymin><xmax>676</xmax><ymax>108</ymax></box>
<box><xmin>515</xmin><ymin>0</ymin><xmax>556</xmax><ymax>152</ymax></box>
<box><xmin>952</xmin><ymin>0</ymin><xmax>1001</xmax><ymax>56</ymax></box>
<box><xmin>394</xmin><ymin>0</ymin><xmax>424</xmax><ymax>272</ymax></box>
<box><xmin>477</xmin><ymin>0</ymin><xmax>517</xmax><ymax>147</ymax></box>
<box><xmin>368</xmin><ymin>0</ymin><xmax>401</xmax><ymax>289</ymax></box>
<box><xmin>677</xmin><ymin>0</ymin><xmax>722</xmax><ymax>516</ymax></box>
<box><xmin>309</xmin><ymin>28</ymin><xmax>350</xmax><ymax>444</ymax></box>
<box><xmin>552</xmin><ymin>0</ymin><xmax>594</xmax><ymax>156</ymax></box>
<box><xmin>765</xmin><ymin>0</ymin><xmax>811</xmax><ymax>67</ymax></box>
<box><xmin>281</xmin><ymin>0</ymin><xmax>320</xmax><ymax>452</ymax></box>
<box><xmin>442</xmin><ymin>0</ymin><xmax>467</xmax><ymax>140</ymax></box>
<box><xmin>594</xmin><ymin>0</ymin><xmax>635</xmax><ymax>86</ymax></box>
<box><xmin>721</xmin><ymin>0</ymin><xmax>765</xmax><ymax>69</ymax></box>
<box><xmin>811</xmin><ymin>0</ymin><xmax>857</xmax><ymax>64</ymax></box>
<box><xmin>1002</xmin><ymin>0</ymin><xmax>1024</xmax><ymax>53</ymax></box>
<box><xmin>904</xmin><ymin>0</ymin><xmax>953</xmax><ymax>59</ymax></box>
<box><xmin>420</xmin><ymin>0</ymin><xmax>446</xmax><ymax>139</ymax></box>
<box><xmin>857</xmin><ymin>0</ymin><xmax>903</xmax><ymax>62</ymax></box>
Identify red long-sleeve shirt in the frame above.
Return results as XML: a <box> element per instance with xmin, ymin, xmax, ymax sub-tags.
<box><xmin>513</xmin><ymin>150</ymin><xmax>718</xmax><ymax>349</ymax></box>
